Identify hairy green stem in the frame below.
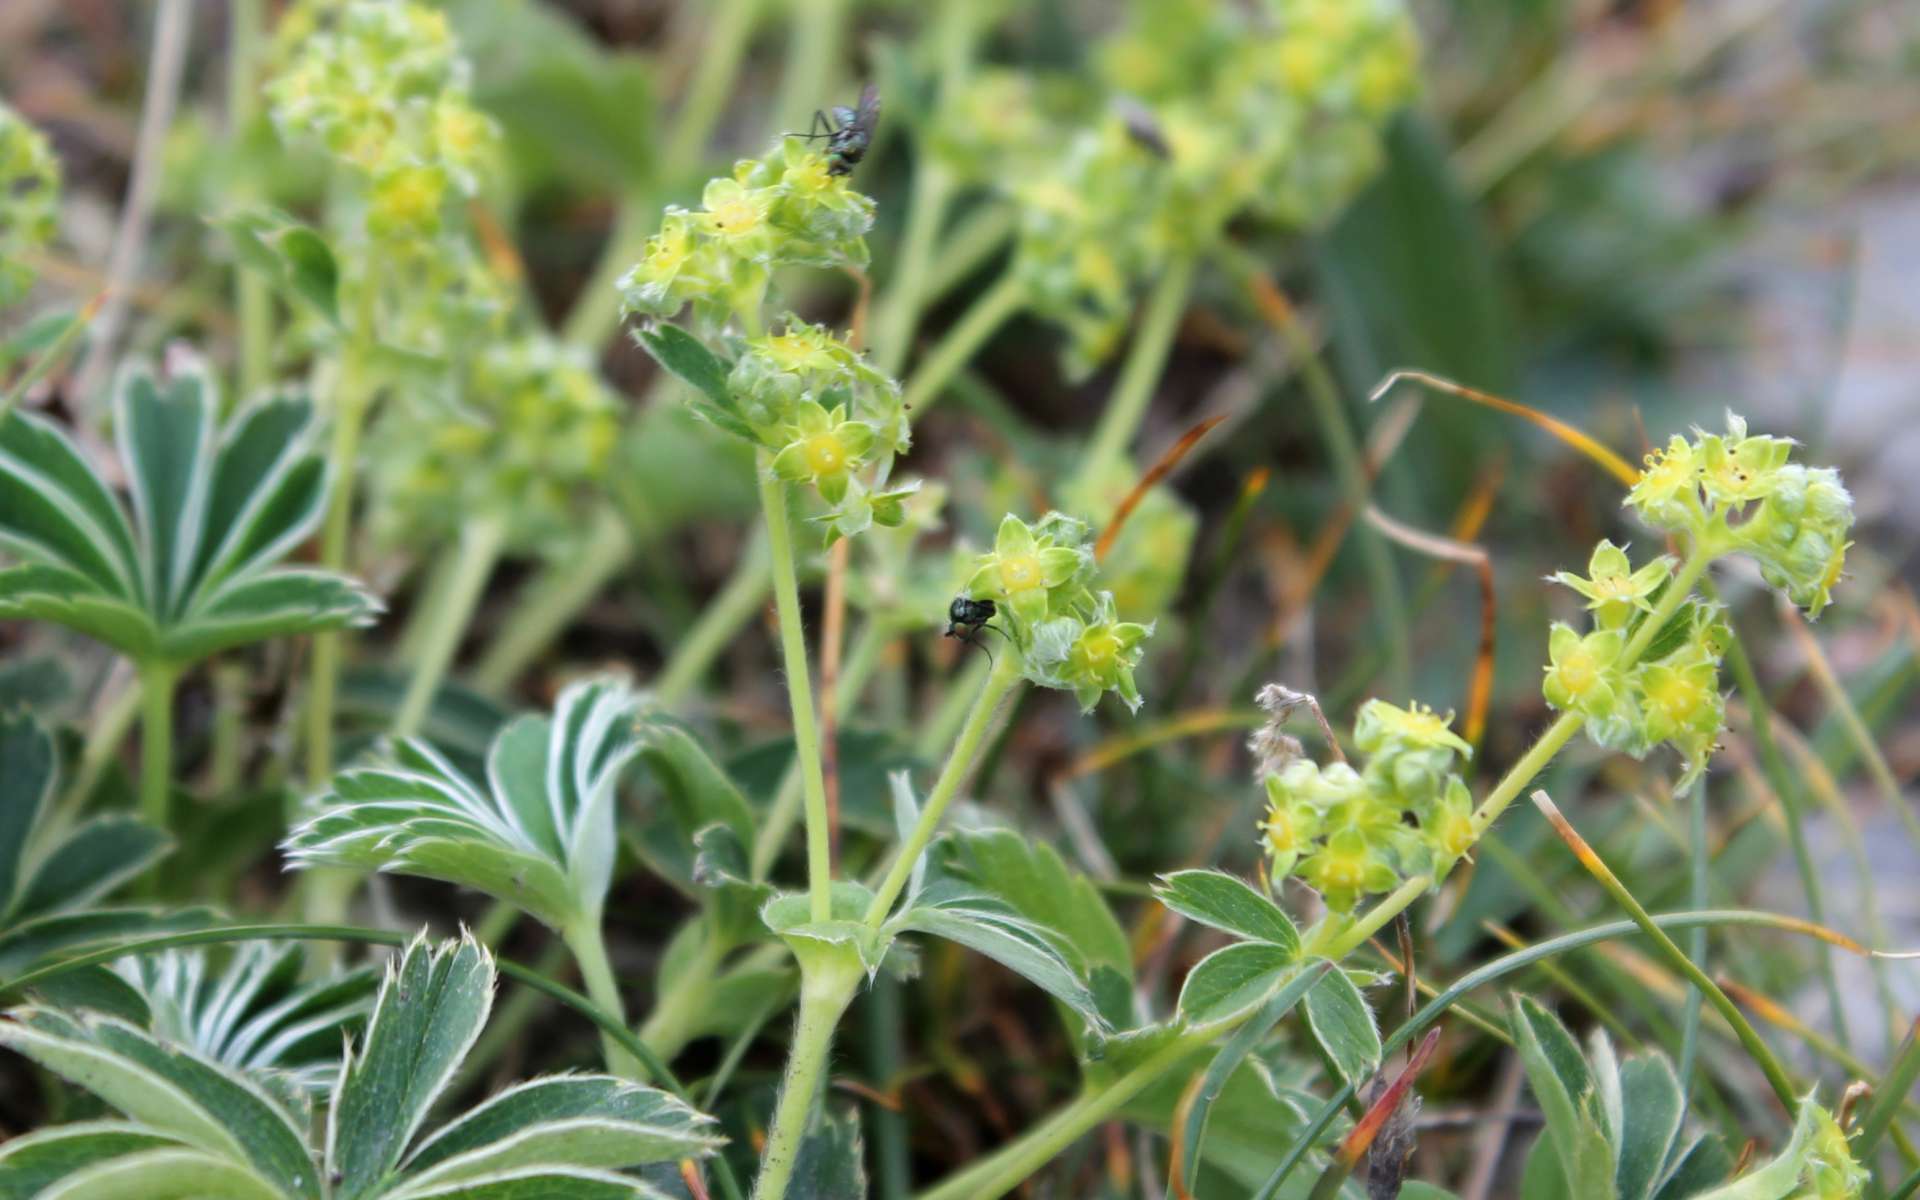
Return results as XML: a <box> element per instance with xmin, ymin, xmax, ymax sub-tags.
<box><xmin>657</xmin><ymin>531</ymin><xmax>771</xmax><ymax>706</ymax></box>
<box><xmin>865</xmin><ymin>651</ymin><xmax>1022</xmax><ymax>926</ymax></box>
<box><xmin>750</xmin><ymin>617</ymin><xmax>890</xmax><ymax>881</ymax></box>
<box><xmin>137</xmin><ymin>662</ymin><xmax>177</xmax><ymax>835</ymax></box>
<box><xmin>1083</xmin><ymin>256</ymin><xmax>1195</xmax><ymax>474</ymax></box>
<box><xmin>752</xmin><ymin>954</ymin><xmax>863</xmax><ymax>1200</ymax></box>
<box><xmin>758</xmin><ymin>459</ymin><xmax>836</xmax><ymax>922</ymax></box>
<box><xmin>562</xmin><ymin>915</ymin><xmax>641</xmax><ymax>1079</ymax></box>
<box><xmin>1307</xmin><ymin>874</ymin><xmax>1432</xmax><ymax>962</ymax></box>
<box><xmin>474</xmin><ymin>506</ymin><xmax>634</xmax><ymax>694</ymax></box>
<box><xmin>393</xmin><ymin>514</ymin><xmax>506</xmax><ymax>739</ymax></box>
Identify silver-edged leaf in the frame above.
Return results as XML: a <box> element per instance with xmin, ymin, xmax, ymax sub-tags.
<box><xmin>328</xmin><ymin>932</ymin><xmax>495</xmax><ymax>1200</ymax></box>
<box><xmin>1302</xmin><ymin>966</ymin><xmax>1381</xmax><ymax>1087</ymax></box>
<box><xmin>0</xmin><ymin>1121</ymin><xmax>181</xmax><ymax>1196</ymax></box>
<box><xmin>889</xmin><ymin>887</ymin><xmax>1106</xmax><ymax>1031</ymax></box>
<box><xmin>1153</xmin><ymin>870</ymin><xmax>1300</xmax><ymax>955</ymax></box>
<box><xmin>36</xmin><ymin>1146</ymin><xmax>285</xmax><ymax>1199</ymax></box>
<box><xmin>1175</xmin><ymin>941</ymin><xmax>1295</xmax><ymax>1023</ymax></box>
<box><xmin>285</xmin><ymin>678</ymin><xmax>644</xmax><ymax>932</ymax></box>
<box><xmin>404</xmin><ymin>1075</ymin><xmax>720</xmax><ymax>1180</ymax></box>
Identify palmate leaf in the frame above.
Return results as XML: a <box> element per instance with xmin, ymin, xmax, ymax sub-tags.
<box><xmin>4</xmin><ymin>932</ymin><xmax>717</xmax><ymax>1199</ymax></box>
<box><xmin>0</xmin><ymin>711</ymin><xmax>205</xmax><ymax>978</ymax></box>
<box><xmin>284</xmin><ymin>677</ymin><xmax>646</xmax><ymax>932</ymax></box>
<box><xmin>0</xmin><ymin>359</ymin><xmax>378</xmax><ymax>668</ymax></box>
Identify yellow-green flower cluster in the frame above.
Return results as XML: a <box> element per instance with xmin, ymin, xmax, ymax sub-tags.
<box><xmin>0</xmin><ymin>103</ymin><xmax>60</xmax><ymax>306</ymax></box>
<box><xmin>267</xmin><ymin>0</ymin><xmax>498</xmax><ymax>240</ymax></box>
<box><xmin>1010</xmin><ymin>121</ymin><xmax>1175</xmax><ymax>376</ymax></box>
<box><xmin>618</xmin><ymin>139</ymin><xmax>875</xmax><ymax>329</ymax></box>
<box><xmin>1629</xmin><ymin>413</ymin><xmax>1854</xmax><ymax>618</ymax></box>
<box><xmin>1261</xmin><ymin>700</ymin><xmax>1474</xmax><ymax>912</ymax></box>
<box><xmin>1542</xmin><ymin>541</ymin><xmax>1728</xmax><ymax>778</ymax></box>
<box><xmin>368</xmin><ymin>336</ymin><xmax>619</xmax><ymax>555</ymax></box>
<box><xmin>965</xmin><ymin>513</ymin><xmax>1154</xmax><ymax>712</ymax></box>
<box><xmin>1100</xmin><ymin>0</ymin><xmax>1420</xmax><ymax>231</ymax></box>
<box><xmin>734</xmin><ymin>318</ymin><xmax>914</xmax><ymax>544</ymax></box>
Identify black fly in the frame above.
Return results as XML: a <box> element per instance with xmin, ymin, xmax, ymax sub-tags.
<box><xmin>944</xmin><ymin>595</ymin><xmax>1007</xmax><ymax>666</ymax></box>
<box><xmin>790</xmin><ymin>84</ymin><xmax>881</xmax><ymax>177</ymax></box>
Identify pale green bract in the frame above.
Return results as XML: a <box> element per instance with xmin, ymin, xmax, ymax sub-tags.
<box><xmin>0</xmin><ymin>931</ymin><xmax>722</xmax><ymax>1199</ymax></box>
<box><xmin>0</xmin><ymin>361</ymin><xmax>380</xmax><ymax>669</ymax></box>
<box><xmin>283</xmin><ymin>677</ymin><xmax>644</xmax><ymax>933</ymax></box>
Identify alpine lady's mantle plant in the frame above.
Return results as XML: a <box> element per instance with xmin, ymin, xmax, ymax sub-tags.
<box><xmin>1</xmin><ymin>2</ymin><xmax>1912</xmax><ymax>1198</ymax></box>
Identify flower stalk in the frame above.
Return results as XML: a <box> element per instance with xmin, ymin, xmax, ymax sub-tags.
<box><xmin>758</xmin><ymin>456</ymin><xmax>836</xmax><ymax>922</ymax></box>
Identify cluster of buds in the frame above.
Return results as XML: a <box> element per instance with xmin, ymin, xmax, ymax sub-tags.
<box><xmin>1260</xmin><ymin>698</ymin><xmax>1475</xmax><ymax>912</ymax></box>
<box><xmin>1629</xmin><ymin>413</ymin><xmax>1854</xmax><ymax>618</ymax></box>
<box><xmin>1542</xmin><ymin>542</ymin><xmax>1729</xmax><ymax>778</ymax></box>
<box><xmin>619</xmin><ymin>139</ymin><xmax>874</xmax><ymax>331</ymax></box>
<box><xmin>268</xmin><ymin>0</ymin><xmax>497</xmax><ymax>240</ymax></box>
<box><xmin>1058</xmin><ymin>462</ymin><xmax>1196</xmax><ymax>621</ymax></box>
<box><xmin>367</xmin><ymin>336</ymin><xmax>619</xmax><ymax>556</ymax></box>
<box><xmin>0</xmin><ymin>103</ymin><xmax>60</xmax><ymax>306</ymax></box>
<box><xmin>623</xmin><ymin>144</ymin><xmax>910</xmax><ymax>545</ymax></box>
<box><xmin>963</xmin><ymin>513</ymin><xmax>1153</xmax><ymax>711</ymax></box>
<box><xmin>919</xmin><ymin>0</ymin><xmax>1418</xmax><ymax>375</ymax></box>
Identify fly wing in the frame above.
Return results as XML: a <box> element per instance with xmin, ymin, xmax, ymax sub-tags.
<box><xmin>854</xmin><ymin>82</ymin><xmax>882</xmax><ymax>135</ymax></box>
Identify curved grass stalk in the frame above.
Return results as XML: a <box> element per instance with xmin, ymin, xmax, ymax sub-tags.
<box><xmin>1529</xmin><ymin>789</ymin><xmax>1799</xmax><ymax>1109</ymax></box>
<box><xmin>1083</xmin><ymin>256</ymin><xmax>1195</xmax><ymax>475</ymax></box>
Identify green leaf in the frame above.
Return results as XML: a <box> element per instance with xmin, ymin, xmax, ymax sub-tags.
<box><xmin>891</xmin><ymin>887</ymin><xmax>1107</xmax><ymax>1031</ymax></box>
<box><xmin>0</xmin><ymin>906</ymin><xmax>222</xmax><ymax>979</ymax></box>
<box><xmin>634</xmin><ymin>326</ymin><xmax>754</xmax><ymax>442</ymax></box>
<box><xmin>27</xmin><ymin>967</ymin><xmax>153</xmax><ymax>1027</ymax></box>
<box><xmin>113</xmin><ymin>942</ymin><xmax>376</xmax><ymax>1093</ymax></box>
<box><xmin>1614</xmin><ymin>1055</ymin><xmax>1684</xmax><ymax>1200</ymax></box>
<box><xmin>0</xmin><ymin>1009</ymin><xmax>255</xmax><ymax>1168</ymax></box>
<box><xmin>33</xmin><ymin>1147</ymin><xmax>286</xmax><ymax>1199</ymax></box>
<box><xmin>79</xmin><ymin>1017</ymin><xmax>319</xmax><ymax>1196</ymax></box>
<box><xmin>285</xmin><ymin>678</ymin><xmax>645</xmax><ymax>931</ymax></box>
<box><xmin>17</xmin><ymin>817</ymin><xmax>170</xmax><ymax>918</ymax></box>
<box><xmin>1510</xmin><ymin>994</ymin><xmax>1616</xmax><ymax>1200</ymax></box>
<box><xmin>329</xmin><ymin>932</ymin><xmax>495</xmax><ymax>1200</ymax></box>
<box><xmin>1651</xmin><ymin>1136</ymin><xmax>1732</xmax><ymax>1200</ymax></box>
<box><xmin>1177</xmin><ymin>960</ymin><xmax>1334</xmax><ymax>1192</ymax></box>
<box><xmin>383</xmin><ymin>1167</ymin><xmax>662</xmax><ymax>1199</ymax></box>
<box><xmin>0</xmin><ymin>365</ymin><xmax>377</xmax><ymax>668</ymax></box>
<box><xmin>788</xmin><ymin>1102</ymin><xmax>866</xmax><ymax>1200</ymax></box>
<box><xmin>1302</xmin><ymin>967</ymin><xmax>1381</xmax><ymax>1087</ymax></box>
<box><xmin>404</xmin><ymin>1075</ymin><xmax>719</xmax><ymax>1181</ymax></box>
<box><xmin>1689</xmin><ymin>1101</ymin><xmax>1821</xmax><ymax>1200</ymax></box>
<box><xmin>217</xmin><ymin>208</ymin><xmax>340</xmax><ymax>325</ymax></box>
<box><xmin>0</xmin><ymin>1121</ymin><xmax>179</xmax><ymax>1196</ymax></box>
<box><xmin>1175</xmin><ymin>941</ymin><xmax>1297</xmax><ymax>1023</ymax></box>
<box><xmin>0</xmin><ymin>708</ymin><xmax>58</xmax><ymax>914</ymax></box>
<box><xmin>635</xmin><ymin>717</ymin><xmax>757</xmax><ymax>853</ymax></box>
<box><xmin>691</xmin><ymin>824</ymin><xmax>774</xmax><ymax>947</ymax></box>
<box><xmin>1154</xmin><ymin>869</ymin><xmax>1300</xmax><ymax>956</ymax></box>
<box><xmin>938</xmin><ymin>829</ymin><xmax>1133</xmax><ymax>979</ymax></box>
